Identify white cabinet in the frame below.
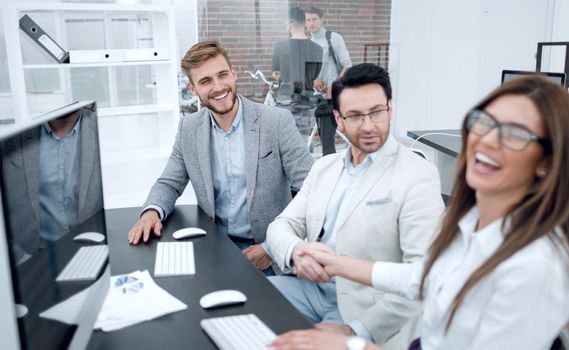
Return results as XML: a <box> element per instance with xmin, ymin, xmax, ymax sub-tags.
<box><xmin>4</xmin><ymin>2</ymin><xmax>179</xmax><ymax>120</ymax></box>
<box><xmin>1</xmin><ymin>0</ymin><xmax>199</xmax><ymax>208</ymax></box>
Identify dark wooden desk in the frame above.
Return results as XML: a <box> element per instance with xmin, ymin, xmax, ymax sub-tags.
<box><xmin>88</xmin><ymin>205</ymin><xmax>312</xmax><ymax>349</ymax></box>
<box><xmin>9</xmin><ymin>210</ymin><xmax>107</xmax><ymax>350</ymax></box>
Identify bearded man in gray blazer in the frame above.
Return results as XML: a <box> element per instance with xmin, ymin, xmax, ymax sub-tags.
<box><xmin>128</xmin><ymin>41</ymin><xmax>313</xmax><ymax>275</ymax></box>
<box><xmin>265</xmin><ymin>63</ymin><xmax>445</xmax><ymax>349</ymax></box>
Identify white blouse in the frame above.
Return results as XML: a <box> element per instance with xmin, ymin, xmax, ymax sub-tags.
<box><xmin>372</xmin><ymin>207</ymin><xmax>569</xmax><ymax>350</ymax></box>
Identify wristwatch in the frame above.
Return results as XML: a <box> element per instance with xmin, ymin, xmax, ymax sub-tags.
<box><xmin>345</xmin><ymin>336</ymin><xmax>366</xmax><ymax>350</ymax></box>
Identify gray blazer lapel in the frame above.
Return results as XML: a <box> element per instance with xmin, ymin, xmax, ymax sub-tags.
<box><xmin>22</xmin><ymin>129</ymin><xmax>40</xmax><ymax>224</ymax></box>
<box><xmin>197</xmin><ymin>111</ymin><xmax>215</xmax><ymax>209</ymax></box>
<box><xmin>242</xmin><ymin>98</ymin><xmax>260</xmax><ymax>212</ymax></box>
<box><xmin>78</xmin><ymin>111</ymin><xmax>96</xmax><ymax>214</ymax></box>
<box><xmin>336</xmin><ymin>138</ymin><xmax>399</xmax><ymax>231</ymax></box>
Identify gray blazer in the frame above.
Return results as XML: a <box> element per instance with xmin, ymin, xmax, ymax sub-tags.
<box><xmin>0</xmin><ymin>106</ymin><xmax>103</xmax><ymax>255</ymax></box>
<box><xmin>144</xmin><ymin>96</ymin><xmax>313</xmax><ymax>243</ymax></box>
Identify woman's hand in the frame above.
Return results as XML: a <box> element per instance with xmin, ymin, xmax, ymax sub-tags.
<box><xmin>269</xmin><ymin>329</ymin><xmax>383</xmax><ymax>350</ymax></box>
<box><xmin>296</xmin><ymin>247</ymin><xmax>343</xmax><ymax>277</ymax></box>
<box><xmin>269</xmin><ymin>329</ymin><xmax>348</xmax><ymax>350</ymax></box>
<box><xmin>297</xmin><ymin>249</ymin><xmax>375</xmax><ymax>287</ymax></box>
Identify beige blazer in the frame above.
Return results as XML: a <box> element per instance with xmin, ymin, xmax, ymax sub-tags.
<box><xmin>266</xmin><ymin>135</ymin><xmax>445</xmax><ymax>348</ymax></box>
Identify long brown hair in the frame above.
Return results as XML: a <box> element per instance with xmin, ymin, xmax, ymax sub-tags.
<box><xmin>420</xmin><ymin>76</ymin><xmax>569</xmax><ymax>330</ymax></box>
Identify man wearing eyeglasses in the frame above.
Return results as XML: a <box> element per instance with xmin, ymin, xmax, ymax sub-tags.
<box><xmin>265</xmin><ymin>63</ymin><xmax>445</xmax><ymax>349</ymax></box>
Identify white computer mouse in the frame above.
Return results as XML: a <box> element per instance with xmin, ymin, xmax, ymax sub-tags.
<box><xmin>15</xmin><ymin>304</ymin><xmax>28</xmax><ymax>318</ymax></box>
<box><xmin>73</xmin><ymin>232</ymin><xmax>105</xmax><ymax>243</ymax></box>
<box><xmin>172</xmin><ymin>227</ymin><xmax>206</xmax><ymax>240</ymax></box>
<box><xmin>199</xmin><ymin>289</ymin><xmax>247</xmax><ymax>309</ymax></box>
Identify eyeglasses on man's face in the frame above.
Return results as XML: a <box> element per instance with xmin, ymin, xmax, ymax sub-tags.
<box><xmin>339</xmin><ymin>105</ymin><xmax>390</xmax><ymax>126</ymax></box>
<box><xmin>465</xmin><ymin>109</ymin><xmax>550</xmax><ymax>151</ymax></box>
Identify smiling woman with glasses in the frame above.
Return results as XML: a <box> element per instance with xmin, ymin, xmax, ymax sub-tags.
<box><xmin>271</xmin><ymin>75</ymin><xmax>569</xmax><ymax>350</ymax></box>
<box><xmin>465</xmin><ymin>109</ymin><xmax>551</xmax><ymax>152</ymax></box>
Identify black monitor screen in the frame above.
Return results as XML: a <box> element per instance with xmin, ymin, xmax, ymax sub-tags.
<box><xmin>0</xmin><ymin>101</ymin><xmax>109</xmax><ymax>350</ymax></box>
<box><xmin>501</xmin><ymin>69</ymin><xmax>566</xmax><ymax>86</ymax></box>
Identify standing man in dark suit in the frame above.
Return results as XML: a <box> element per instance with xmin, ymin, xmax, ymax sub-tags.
<box><xmin>128</xmin><ymin>40</ymin><xmax>314</xmax><ymax>275</ymax></box>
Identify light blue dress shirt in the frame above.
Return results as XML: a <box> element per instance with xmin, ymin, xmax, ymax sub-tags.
<box><xmin>320</xmin><ymin>148</ymin><xmax>379</xmax><ymax>248</ymax></box>
<box><xmin>145</xmin><ymin>98</ymin><xmax>253</xmax><ymax>240</ymax></box>
<box><xmin>285</xmin><ymin>146</ymin><xmax>380</xmax><ymax>262</ymax></box>
<box><xmin>38</xmin><ymin>118</ymin><xmax>81</xmax><ymax>243</ymax></box>
<box><xmin>323</xmin><ymin>147</ymin><xmax>380</xmax><ymax>340</ymax></box>
<box><xmin>209</xmin><ymin>97</ymin><xmax>252</xmax><ymax>239</ymax></box>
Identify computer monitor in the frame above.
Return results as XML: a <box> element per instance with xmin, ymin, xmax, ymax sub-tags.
<box><xmin>0</xmin><ymin>101</ymin><xmax>110</xmax><ymax>350</ymax></box>
<box><xmin>501</xmin><ymin>69</ymin><xmax>566</xmax><ymax>86</ymax></box>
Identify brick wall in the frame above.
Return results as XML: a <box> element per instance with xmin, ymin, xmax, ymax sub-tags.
<box><xmin>195</xmin><ymin>0</ymin><xmax>391</xmax><ymax>97</ymax></box>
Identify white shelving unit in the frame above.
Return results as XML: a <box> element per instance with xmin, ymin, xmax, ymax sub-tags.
<box><xmin>4</xmin><ymin>1</ymin><xmax>179</xmax><ymax>121</ymax></box>
<box><xmin>1</xmin><ymin>0</ymin><xmax>198</xmax><ymax>208</ymax></box>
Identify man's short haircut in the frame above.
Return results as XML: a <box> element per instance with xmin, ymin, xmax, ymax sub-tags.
<box><xmin>306</xmin><ymin>7</ymin><xmax>324</xmax><ymax>18</ymax></box>
<box><xmin>332</xmin><ymin>63</ymin><xmax>392</xmax><ymax>111</ymax></box>
<box><xmin>289</xmin><ymin>7</ymin><xmax>306</xmax><ymax>26</ymax></box>
<box><xmin>181</xmin><ymin>40</ymin><xmax>232</xmax><ymax>82</ymax></box>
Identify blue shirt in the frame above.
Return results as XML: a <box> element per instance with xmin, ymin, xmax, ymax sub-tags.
<box><xmin>209</xmin><ymin>97</ymin><xmax>251</xmax><ymax>239</ymax></box>
<box><xmin>320</xmin><ymin>147</ymin><xmax>380</xmax><ymax>248</ymax></box>
<box><xmin>38</xmin><ymin>118</ymin><xmax>81</xmax><ymax>242</ymax></box>
<box><xmin>323</xmin><ymin>147</ymin><xmax>380</xmax><ymax>340</ymax></box>
<box><xmin>285</xmin><ymin>146</ymin><xmax>380</xmax><ymax>340</ymax></box>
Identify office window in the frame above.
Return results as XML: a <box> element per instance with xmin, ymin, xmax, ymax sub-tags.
<box><xmin>195</xmin><ymin>0</ymin><xmax>392</xmax><ymax>98</ymax></box>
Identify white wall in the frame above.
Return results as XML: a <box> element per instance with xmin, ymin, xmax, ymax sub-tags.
<box><xmin>390</xmin><ymin>0</ymin><xmax>565</xmax><ymax>137</ymax></box>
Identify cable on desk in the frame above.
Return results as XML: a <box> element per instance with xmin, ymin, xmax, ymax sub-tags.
<box><xmin>409</xmin><ymin>132</ymin><xmax>462</xmax><ymax>150</ymax></box>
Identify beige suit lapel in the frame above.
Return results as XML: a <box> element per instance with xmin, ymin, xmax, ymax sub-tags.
<box><xmin>335</xmin><ymin>137</ymin><xmax>399</xmax><ymax>231</ymax></box>
<box><xmin>311</xmin><ymin>157</ymin><xmax>345</xmax><ymax>239</ymax></box>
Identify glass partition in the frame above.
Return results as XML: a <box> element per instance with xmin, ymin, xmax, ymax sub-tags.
<box><xmin>193</xmin><ymin>1</ymin><xmax>391</xmax><ymax>156</ymax></box>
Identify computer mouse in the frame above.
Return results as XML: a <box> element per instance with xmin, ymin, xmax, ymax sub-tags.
<box><xmin>15</xmin><ymin>304</ymin><xmax>28</xmax><ymax>318</ymax></box>
<box><xmin>172</xmin><ymin>227</ymin><xmax>206</xmax><ymax>240</ymax></box>
<box><xmin>199</xmin><ymin>290</ymin><xmax>247</xmax><ymax>309</ymax></box>
<box><xmin>73</xmin><ymin>232</ymin><xmax>105</xmax><ymax>243</ymax></box>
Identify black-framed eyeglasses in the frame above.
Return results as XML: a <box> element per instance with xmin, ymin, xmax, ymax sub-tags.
<box><xmin>465</xmin><ymin>109</ymin><xmax>550</xmax><ymax>151</ymax></box>
<box><xmin>340</xmin><ymin>105</ymin><xmax>390</xmax><ymax>126</ymax></box>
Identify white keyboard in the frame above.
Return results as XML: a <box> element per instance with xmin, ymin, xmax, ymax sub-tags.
<box><xmin>56</xmin><ymin>245</ymin><xmax>108</xmax><ymax>282</ymax></box>
<box><xmin>154</xmin><ymin>241</ymin><xmax>195</xmax><ymax>277</ymax></box>
<box><xmin>201</xmin><ymin>314</ymin><xmax>276</xmax><ymax>350</ymax></box>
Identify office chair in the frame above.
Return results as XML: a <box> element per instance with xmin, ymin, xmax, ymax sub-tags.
<box><xmin>408</xmin><ymin>147</ymin><xmax>453</xmax><ymax>206</ymax></box>
<box><xmin>550</xmin><ymin>336</ymin><xmax>564</xmax><ymax>350</ymax></box>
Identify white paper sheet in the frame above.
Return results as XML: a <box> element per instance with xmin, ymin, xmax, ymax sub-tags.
<box><xmin>94</xmin><ymin>270</ymin><xmax>187</xmax><ymax>332</ymax></box>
